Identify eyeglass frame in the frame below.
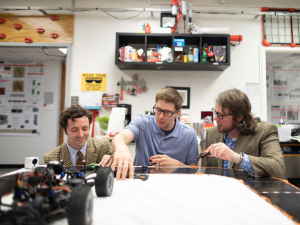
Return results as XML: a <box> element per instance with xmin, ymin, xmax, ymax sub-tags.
<box><xmin>153</xmin><ymin>105</ymin><xmax>179</xmax><ymax>117</ymax></box>
<box><xmin>212</xmin><ymin>108</ymin><xmax>233</xmax><ymax>120</ymax></box>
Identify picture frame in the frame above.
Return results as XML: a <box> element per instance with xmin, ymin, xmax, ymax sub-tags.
<box><xmin>166</xmin><ymin>86</ymin><xmax>190</xmax><ymax>109</ymax></box>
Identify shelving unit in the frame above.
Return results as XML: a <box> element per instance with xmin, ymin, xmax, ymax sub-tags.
<box><xmin>102</xmin><ymin>93</ymin><xmax>119</xmax><ymax>108</ymax></box>
<box><xmin>115</xmin><ymin>33</ymin><xmax>230</xmax><ymax>71</ymax></box>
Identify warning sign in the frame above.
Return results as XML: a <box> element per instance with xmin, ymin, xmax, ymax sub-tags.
<box><xmin>81</xmin><ymin>73</ymin><xmax>107</xmax><ymax>91</ymax></box>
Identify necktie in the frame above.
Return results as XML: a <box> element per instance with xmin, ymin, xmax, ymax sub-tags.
<box><xmin>76</xmin><ymin>151</ymin><xmax>84</xmax><ymax>165</ymax></box>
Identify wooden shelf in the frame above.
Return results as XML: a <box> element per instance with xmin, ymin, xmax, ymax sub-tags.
<box><xmin>115</xmin><ymin>33</ymin><xmax>230</xmax><ymax>71</ymax></box>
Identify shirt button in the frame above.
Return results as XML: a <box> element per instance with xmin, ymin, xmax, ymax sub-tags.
<box><xmin>162</xmin><ymin>132</ymin><xmax>163</xmax><ymax>134</ymax></box>
<box><xmin>162</xmin><ymin>141</ymin><xmax>164</xmax><ymax>143</ymax></box>
<box><xmin>73</xmin><ymin>156</ymin><xmax>75</xmax><ymax>158</ymax></box>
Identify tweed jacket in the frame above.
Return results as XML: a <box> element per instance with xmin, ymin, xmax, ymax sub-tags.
<box><xmin>44</xmin><ymin>138</ymin><xmax>113</xmax><ymax>167</ymax></box>
<box><xmin>205</xmin><ymin>121</ymin><xmax>285</xmax><ymax>179</ymax></box>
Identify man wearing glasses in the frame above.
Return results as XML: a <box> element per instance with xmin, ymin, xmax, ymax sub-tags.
<box><xmin>204</xmin><ymin>88</ymin><xmax>285</xmax><ymax>178</ymax></box>
<box><xmin>107</xmin><ymin>87</ymin><xmax>199</xmax><ymax>180</ymax></box>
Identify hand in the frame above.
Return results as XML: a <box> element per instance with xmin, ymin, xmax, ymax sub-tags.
<box><xmin>150</xmin><ymin>154</ymin><xmax>182</xmax><ymax>166</ymax></box>
<box><xmin>111</xmin><ymin>145</ymin><xmax>134</xmax><ymax>181</ymax></box>
<box><xmin>206</xmin><ymin>143</ymin><xmax>238</xmax><ymax>162</ymax></box>
<box><xmin>99</xmin><ymin>155</ymin><xmax>114</xmax><ymax>167</ymax></box>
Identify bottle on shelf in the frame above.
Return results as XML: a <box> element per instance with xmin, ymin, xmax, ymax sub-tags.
<box><xmin>279</xmin><ymin>118</ymin><xmax>285</xmax><ymax>125</ymax></box>
<box><xmin>207</xmin><ymin>46</ymin><xmax>215</xmax><ymax>63</ymax></box>
<box><xmin>188</xmin><ymin>47</ymin><xmax>193</xmax><ymax>63</ymax></box>
<box><xmin>201</xmin><ymin>45</ymin><xmax>207</xmax><ymax>63</ymax></box>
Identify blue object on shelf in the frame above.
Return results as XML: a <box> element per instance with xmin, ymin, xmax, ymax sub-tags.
<box><xmin>84</xmin><ymin>106</ymin><xmax>101</xmax><ymax>110</ymax></box>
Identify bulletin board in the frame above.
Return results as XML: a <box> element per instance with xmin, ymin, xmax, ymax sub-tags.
<box><xmin>266</xmin><ymin>64</ymin><xmax>300</xmax><ymax>124</ymax></box>
<box><xmin>0</xmin><ymin>61</ymin><xmax>44</xmax><ymax>135</ymax></box>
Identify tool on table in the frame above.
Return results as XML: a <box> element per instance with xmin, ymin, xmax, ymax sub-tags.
<box><xmin>198</xmin><ymin>150</ymin><xmax>211</xmax><ymax>159</ymax></box>
<box><xmin>132</xmin><ymin>74</ymin><xmax>140</xmax><ymax>93</ymax></box>
<box><xmin>120</xmin><ymin>77</ymin><xmax>125</xmax><ymax>100</ymax></box>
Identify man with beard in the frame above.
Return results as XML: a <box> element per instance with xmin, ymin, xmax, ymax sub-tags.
<box><xmin>204</xmin><ymin>88</ymin><xmax>285</xmax><ymax>178</ymax></box>
<box><xmin>105</xmin><ymin>87</ymin><xmax>199</xmax><ymax>180</ymax></box>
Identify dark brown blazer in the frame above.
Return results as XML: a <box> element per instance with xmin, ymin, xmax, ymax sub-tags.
<box><xmin>205</xmin><ymin>121</ymin><xmax>285</xmax><ymax>178</ymax></box>
<box><xmin>44</xmin><ymin>138</ymin><xmax>113</xmax><ymax>167</ymax></box>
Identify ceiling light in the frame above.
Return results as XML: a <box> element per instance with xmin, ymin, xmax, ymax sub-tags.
<box><xmin>59</xmin><ymin>48</ymin><xmax>68</xmax><ymax>54</ymax></box>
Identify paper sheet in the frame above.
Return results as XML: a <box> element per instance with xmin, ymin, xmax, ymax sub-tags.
<box><xmin>1</xmin><ymin>174</ymin><xmax>295</xmax><ymax>225</ymax></box>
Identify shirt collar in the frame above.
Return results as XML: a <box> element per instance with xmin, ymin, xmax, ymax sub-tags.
<box><xmin>66</xmin><ymin>140</ymin><xmax>88</xmax><ymax>156</ymax></box>
<box><xmin>224</xmin><ymin>133</ymin><xmax>237</xmax><ymax>143</ymax></box>
<box><xmin>153</xmin><ymin>117</ymin><xmax>180</xmax><ymax>137</ymax></box>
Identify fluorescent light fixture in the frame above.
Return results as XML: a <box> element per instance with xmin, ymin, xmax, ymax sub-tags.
<box><xmin>59</xmin><ymin>48</ymin><xmax>68</xmax><ymax>54</ymax></box>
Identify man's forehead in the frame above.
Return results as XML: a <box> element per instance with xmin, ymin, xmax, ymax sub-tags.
<box><xmin>215</xmin><ymin>105</ymin><xmax>231</xmax><ymax>114</ymax></box>
<box><xmin>156</xmin><ymin>100</ymin><xmax>176</xmax><ymax>110</ymax></box>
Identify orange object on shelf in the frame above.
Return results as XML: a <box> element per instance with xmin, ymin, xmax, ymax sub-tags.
<box><xmin>204</xmin><ymin>124</ymin><xmax>214</xmax><ymax>129</ymax></box>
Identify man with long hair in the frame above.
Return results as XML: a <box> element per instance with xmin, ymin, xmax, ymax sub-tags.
<box><xmin>205</xmin><ymin>88</ymin><xmax>285</xmax><ymax>178</ymax></box>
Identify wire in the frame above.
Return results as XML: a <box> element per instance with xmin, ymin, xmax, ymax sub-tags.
<box><xmin>101</xmin><ymin>10</ymin><xmax>144</xmax><ymax>20</ymax></box>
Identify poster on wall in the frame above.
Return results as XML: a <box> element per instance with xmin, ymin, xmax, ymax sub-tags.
<box><xmin>266</xmin><ymin>65</ymin><xmax>300</xmax><ymax>124</ymax></box>
<box><xmin>0</xmin><ymin>61</ymin><xmax>44</xmax><ymax>135</ymax></box>
<box><xmin>80</xmin><ymin>73</ymin><xmax>107</xmax><ymax>91</ymax></box>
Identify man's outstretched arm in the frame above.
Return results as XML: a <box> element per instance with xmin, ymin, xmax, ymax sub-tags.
<box><xmin>111</xmin><ymin>129</ymin><xmax>135</xmax><ymax>180</ymax></box>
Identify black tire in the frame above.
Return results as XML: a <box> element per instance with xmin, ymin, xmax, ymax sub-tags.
<box><xmin>67</xmin><ymin>185</ymin><xmax>93</xmax><ymax>225</ymax></box>
<box><xmin>33</xmin><ymin>195</ymin><xmax>49</xmax><ymax>217</ymax></box>
<box><xmin>95</xmin><ymin>167</ymin><xmax>114</xmax><ymax>197</ymax></box>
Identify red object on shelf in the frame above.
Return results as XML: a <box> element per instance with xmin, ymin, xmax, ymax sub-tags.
<box><xmin>25</xmin><ymin>38</ymin><xmax>33</xmax><ymax>43</ymax></box>
<box><xmin>145</xmin><ymin>23</ymin><xmax>151</xmax><ymax>33</ymax></box>
<box><xmin>50</xmin><ymin>33</ymin><xmax>58</xmax><ymax>38</ymax></box>
<box><xmin>230</xmin><ymin>35</ymin><xmax>243</xmax><ymax>42</ymax></box>
<box><xmin>0</xmin><ymin>18</ymin><xmax>5</xmax><ymax>23</ymax></box>
<box><xmin>36</xmin><ymin>28</ymin><xmax>44</xmax><ymax>33</ymax></box>
<box><xmin>0</xmin><ymin>33</ymin><xmax>5</xmax><ymax>38</ymax></box>
<box><xmin>50</xmin><ymin>15</ymin><xmax>58</xmax><ymax>21</ymax></box>
<box><xmin>14</xmin><ymin>24</ymin><xmax>22</xmax><ymax>29</ymax></box>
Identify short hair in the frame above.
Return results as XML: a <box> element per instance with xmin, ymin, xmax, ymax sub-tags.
<box><xmin>155</xmin><ymin>87</ymin><xmax>183</xmax><ymax>110</ymax></box>
<box><xmin>60</xmin><ymin>105</ymin><xmax>93</xmax><ymax>132</ymax></box>
<box><xmin>216</xmin><ymin>88</ymin><xmax>260</xmax><ymax>135</ymax></box>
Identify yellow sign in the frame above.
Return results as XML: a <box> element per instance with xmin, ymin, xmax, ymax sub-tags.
<box><xmin>81</xmin><ymin>73</ymin><xmax>107</xmax><ymax>91</ymax></box>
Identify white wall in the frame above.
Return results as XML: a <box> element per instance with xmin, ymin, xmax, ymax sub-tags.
<box><xmin>1</xmin><ymin>1</ymin><xmax>298</xmax><ymax>172</ymax></box>
<box><xmin>0</xmin><ymin>61</ymin><xmax>62</xmax><ymax>164</ymax></box>
<box><xmin>70</xmin><ymin>6</ymin><xmax>262</xmax><ymax>122</ymax></box>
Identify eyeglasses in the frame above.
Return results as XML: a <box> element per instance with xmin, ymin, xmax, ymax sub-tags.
<box><xmin>153</xmin><ymin>106</ymin><xmax>178</xmax><ymax>117</ymax></box>
<box><xmin>212</xmin><ymin>108</ymin><xmax>233</xmax><ymax>120</ymax></box>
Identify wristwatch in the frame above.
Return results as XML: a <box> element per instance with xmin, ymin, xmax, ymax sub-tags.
<box><xmin>236</xmin><ymin>153</ymin><xmax>244</xmax><ymax>166</ymax></box>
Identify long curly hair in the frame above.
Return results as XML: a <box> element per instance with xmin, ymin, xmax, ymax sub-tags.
<box><xmin>60</xmin><ymin>105</ymin><xmax>92</xmax><ymax>133</ymax></box>
<box><xmin>216</xmin><ymin>88</ymin><xmax>260</xmax><ymax>135</ymax></box>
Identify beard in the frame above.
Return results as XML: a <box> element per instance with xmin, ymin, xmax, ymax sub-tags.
<box><xmin>217</xmin><ymin>121</ymin><xmax>238</xmax><ymax>134</ymax></box>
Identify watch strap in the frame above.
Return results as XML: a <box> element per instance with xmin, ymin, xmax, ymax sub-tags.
<box><xmin>236</xmin><ymin>152</ymin><xmax>244</xmax><ymax>166</ymax></box>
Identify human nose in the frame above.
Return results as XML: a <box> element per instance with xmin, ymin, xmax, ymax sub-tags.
<box><xmin>78</xmin><ymin>129</ymin><xmax>84</xmax><ymax>137</ymax></box>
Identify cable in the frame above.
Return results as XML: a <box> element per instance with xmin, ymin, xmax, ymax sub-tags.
<box><xmin>101</xmin><ymin>10</ymin><xmax>144</xmax><ymax>20</ymax></box>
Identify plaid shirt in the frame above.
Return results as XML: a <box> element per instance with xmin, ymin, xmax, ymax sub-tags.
<box><xmin>223</xmin><ymin>134</ymin><xmax>254</xmax><ymax>176</ymax></box>
<box><xmin>44</xmin><ymin>138</ymin><xmax>113</xmax><ymax>167</ymax></box>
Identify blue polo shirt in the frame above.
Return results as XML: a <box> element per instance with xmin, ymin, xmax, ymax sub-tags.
<box><xmin>125</xmin><ymin>114</ymin><xmax>199</xmax><ymax>166</ymax></box>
